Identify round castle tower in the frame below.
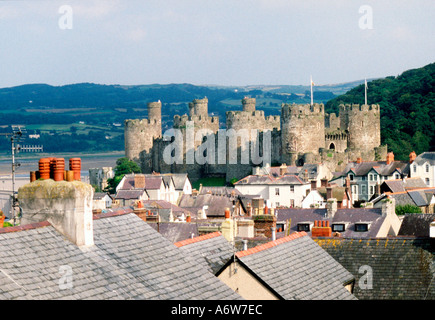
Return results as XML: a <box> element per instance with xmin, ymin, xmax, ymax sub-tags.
<box><xmin>280</xmin><ymin>103</ymin><xmax>325</xmax><ymax>165</ymax></box>
<box><xmin>124</xmin><ymin>101</ymin><xmax>162</xmax><ymax>167</ymax></box>
<box><xmin>339</xmin><ymin>104</ymin><xmax>381</xmax><ymax>153</ymax></box>
<box><xmin>242</xmin><ymin>97</ymin><xmax>256</xmax><ymax>112</ymax></box>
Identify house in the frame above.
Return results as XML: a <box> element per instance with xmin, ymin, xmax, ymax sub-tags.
<box><xmin>316</xmin><ymin>236</ymin><xmax>435</xmax><ymax>299</ymax></box>
<box><xmin>409</xmin><ymin>152</ymin><xmax>435</xmax><ymax>187</ymax></box>
<box><xmin>276</xmin><ymin>198</ymin><xmax>401</xmax><ymax>238</ymax></box>
<box><xmin>12</xmin><ymin>179</ymin><xmax>242</xmax><ymax>300</ymax></box>
<box><xmin>302</xmin><ymin>179</ymin><xmax>352</xmax><ymax>209</ymax></box>
<box><xmin>234</xmin><ymin>174</ymin><xmax>310</xmax><ymax>208</ymax></box>
<box><xmin>140</xmin><ymin>199</ymin><xmax>193</xmax><ymax>222</ymax></box>
<box><xmin>371</xmin><ymin>188</ymin><xmax>435</xmax><ymax>213</ymax></box>
<box><xmin>114</xmin><ymin>189</ymin><xmax>148</xmax><ymax>207</ymax></box>
<box><xmin>378</xmin><ymin>177</ymin><xmax>428</xmax><ymax>194</ymax></box>
<box><xmin>92</xmin><ymin>192</ymin><xmax>113</xmax><ymax>210</ymax></box>
<box><xmin>330</xmin><ymin>152</ymin><xmax>411</xmax><ymax>204</ymax></box>
<box><xmin>253</xmin><ymin>163</ymin><xmax>333</xmax><ymax>188</ymax></box>
<box><xmin>216</xmin><ymin>232</ymin><xmax>356</xmax><ymax>300</ymax></box>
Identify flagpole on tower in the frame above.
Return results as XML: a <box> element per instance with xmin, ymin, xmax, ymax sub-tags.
<box><xmin>310</xmin><ymin>75</ymin><xmax>314</xmax><ymax>106</ymax></box>
<box><xmin>364</xmin><ymin>78</ymin><xmax>368</xmax><ymax>106</ymax></box>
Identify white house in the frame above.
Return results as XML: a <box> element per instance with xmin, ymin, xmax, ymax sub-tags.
<box><xmin>410</xmin><ymin>152</ymin><xmax>435</xmax><ymax>187</ymax></box>
<box><xmin>93</xmin><ymin>192</ymin><xmax>113</xmax><ymax>210</ymax></box>
<box><xmin>234</xmin><ymin>174</ymin><xmax>310</xmax><ymax>208</ymax></box>
<box><xmin>301</xmin><ymin>190</ymin><xmax>326</xmax><ymax>208</ymax></box>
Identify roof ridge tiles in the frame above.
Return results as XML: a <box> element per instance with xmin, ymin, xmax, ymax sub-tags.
<box><xmin>0</xmin><ymin>220</ymin><xmax>51</xmax><ymax>234</ymax></box>
<box><xmin>236</xmin><ymin>231</ymin><xmax>307</xmax><ymax>258</ymax></box>
<box><xmin>174</xmin><ymin>231</ymin><xmax>222</xmax><ymax>247</ymax></box>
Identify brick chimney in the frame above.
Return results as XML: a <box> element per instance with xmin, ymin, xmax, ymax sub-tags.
<box><xmin>386</xmin><ymin>152</ymin><xmax>394</xmax><ymax>165</ymax></box>
<box><xmin>409</xmin><ymin>151</ymin><xmax>417</xmax><ymax>163</ymax></box>
<box><xmin>356</xmin><ymin>157</ymin><xmax>362</xmax><ymax>164</ymax></box>
<box><xmin>18</xmin><ymin>179</ymin><xmax>94</xmax><ymax>247</ymax></box>
<box><xmin>134</xmin><ymin>174</ymin><xmax>145</xmax><ymax>189</ymax></box>
<box><xmin>311</xmin><ymin>220</ymin><xmax>332</xmax><ymax>237</ymax></box>
<box><xmin>326</xmin><ymin>186</ymin><xmax>333</xmax><ymax>200</ymax></box>
<box><xmin>321</xmin><ymin>178</ymin><xmax>328</xmax><ymax>188</ymax></box>
<box><xmin>310</xmin><ymin>180</ymin><xmax>317</xmax><ymax>191</ymax></box>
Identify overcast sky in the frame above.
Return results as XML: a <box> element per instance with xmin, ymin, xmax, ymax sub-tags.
<box><xmin>0</xmin><ymin>0</ymin><xmax>434</xmax><ymax>88</ymax></box>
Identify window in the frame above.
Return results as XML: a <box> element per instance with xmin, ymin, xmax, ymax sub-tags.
<box><xmin>275</xmin><ymin>202</ymin><xmax>280</xmax><ymax>207</ymax></box>
<box><xmin>297</xmin><ymin>223</ymin><xmax>310</xmax><ymax>232</ymax></box>
<box><xmin>413</xmin><ymin>165</ymin><xmax>417</xmax><ymax>173</ymax></box>
<box><xmin>426</xmin><ymin>178</ymin><xmax>430</xmax><ymax>186</ymax></box>
<box><xmin>290</xmin><ymin>185</ymin><xmax>294</xmax><ymax>193</ymax></box>
<box><xmin>349</xmin><ymin>174</ymin><xmax>354</xmax><ymax>181</ymax></box>
<box><xmin>332</xmin><ymin>224</ymin><xmax>345</xmax><ymax>232</ymax></box>
<box><xmin>275</xmin><ymin>188</ymin><xmax>280</xmax><ymax>195</ymax></box>
<box><xmin>355</xmin><ymin>223</ymin><xmax>369</xmax><ymax>232</ymax></box>
<box><xmin>426</xmin><ymin>164</ymin><xmax>430</xmax><ymax>173</ymax></box>
<box><xmin>370</xmin><ymin>186</ymin><xmax>374</xmax><ymax>195</ymax></box>
<box><xmin>395</xmin><ymin>173</ymin><xmax>400</xmax><ymax>179</ymax></box>
<box><xmin>352</xmin><ymin>185</ymin><xmax>358</xmax><ymax>194</ymax></box>
<box><xmin>362</xmin><ymin>176</ymin><xmax>366</xmax><ymax>181</ymax></box>
<box><xmin>361</xmin><ymin>185</ymin><xmax>366</xmax><ymax>194</ymax></box>
<box><xmin>369</xmin><ymin>174</ymin><xmax>373</xmax><ymax>181</ymax></box>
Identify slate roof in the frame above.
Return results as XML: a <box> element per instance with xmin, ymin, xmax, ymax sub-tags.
<box><xmin>227</xmin><ymin>232</ymin><xmax>356</xmax><ymax>300</ymax></box>
<box><xmin>373</xmin><ymin>188</ymin><xmax>435</xmax><ymax>208</ymax></box>
<box><xmin>93</xmin><ymin>192</ymin><xmax>112</xmax><ymax>200</ymax></box>
<box><xmin>277</xmin><ymin>208</ymin><xmax>386</xmax><ymax>238</ymax></box>
<box><xmin>398</xmin><ymin>214</ymin><xmax>435</xmax><ymax>237</ymax></box>
<box><xmin>118</xmin><ymin>174</ymin><xmax>163</xmax><ymax>190</ymax></box>
<box><xmin>115</xmin><ymin>189</ymin><xmax>147</xmax><ymax>200</ymax></box>
<box><xmin>147</xmin><ymin>222</ymin><xmax>199</xmax><ymax>243</ymax></box>
<box><xmin>235</xmin><ymin>174</ymin><xmax>305</xmax><ymax>185</ymax></box>
<box><xmin>0</xmin><ymin>212</ymin><xmax>242</xmax><ymax>300</ymax></box>
<box><xmin>178</xmin><ymin>193</ymin><xmax>235</xmax><ymax>217</ymax></box>
<box><xmin>317</xmin><ymin>187</ymin><xmax>348</xmax><ymax>202</ymax></box>
<box><xmin>381</xmin><ymin>177</ymin><xmax>427</xmax><ymax>193</ymax></box>
<box><xmin>175</xmin><ymin>232</ymin><xmax>235</xmax><ymax>275</ymax></box>
<box><xmin>413</xmin><ymin>152</ymin><xmax>435</xmax><ymax>166</ymax></box>
<box><xmin>336</xmin><ymin>160</ymin><xmax>410</xmax><ymax>178</ymax></box>
<box><xmin>315</xmin><ymin>237</ymin><xmax>435</xmax><ymax>300</ymax></box>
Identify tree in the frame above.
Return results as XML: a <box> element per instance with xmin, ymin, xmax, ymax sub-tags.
<box><xmin>104</xmin><ymin>157</ymin><xmax>141</xmax><ymax>194</ymax></box>
<box><xmin>395</xmin><ymin>204</ymin><xmax>422</xmax><ymax>215</ymax></box>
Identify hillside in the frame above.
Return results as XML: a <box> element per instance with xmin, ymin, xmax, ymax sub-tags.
<box><xmin>326</xmin><ymin>62</ymin><xmax>435</xmax><ymax>161</ymax></box>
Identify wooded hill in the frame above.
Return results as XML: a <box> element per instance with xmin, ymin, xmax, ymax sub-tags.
<box><xmin>326</xmin><ymin>62</ymin><xmax>435</xmax><ymax>161</ymax></box>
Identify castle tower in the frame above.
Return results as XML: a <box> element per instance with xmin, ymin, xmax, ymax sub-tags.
<box><xmin>189</xmin><ymin>97</ymin><xmax>209</xmax><ymax>118</ymax></box>
<box><xmin>148</xmin><ymin>100</ymin><xmax>162</xmax><ymax>123</ymax></box>
<box><xmin>242</xmin><ymin>97</ymin><xmax>256</xmax><ymax>112</ymax></box>
<box><xmin>280</xmin><ymin>103</ymin><xmax>325</xmax><ymax>165</ymax></box>
<box><xmin>124</xmin><ymin>101</ymin><xmax>162</xmax><ymax>172</ymax></box>
<box><xmin>341</xmin><ymin>104</ymin><xmax>381</xmax><ymax>153</ymax></box>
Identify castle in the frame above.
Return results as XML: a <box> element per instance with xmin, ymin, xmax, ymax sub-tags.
<box><xmin>124</xmin><ymin>97</ymin><xmax>387</xmax><ymax>182</ymax></box>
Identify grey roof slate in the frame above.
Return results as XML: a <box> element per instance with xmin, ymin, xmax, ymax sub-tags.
<box><xmin>0</xmin><ymin>213</ymin><xmax>242</xmax><ymax>300</ymax></box>
<box><xmin>147</xmin><ymin>222</ymin><xmax>199</xmax><ymax>243</ymax></box>
<box><xmin>176</xmin><ymin>233</ymin><xmax>235</xmax><ymax>275</ymax></box>
<box><xmin>277</xmin><ymin>208</ymin><xmax>386</xmax><ymax>238</ymax></box>
<box><xmin>316</xmin><ymin>237</ymin><xmax>435</xmax><ymax>300</ymax></box>
<box><xmin>413</xmin><ymin>152</ymin><xmax>435</xmax><ymax>166</ymax></box>
<box><xmin>338</xmin><ymin>160</ymin><xmax>410</xmax><ymax>177</ymax></box>
<box><xmin>235</xmin><ymin>234</ymin><xmax>356</xmax><ymax>300</ymax></box>
<box><xmin>398</xmin><ymin>213</ymin><xmax>435</xmax><ymax>237</ymax></box>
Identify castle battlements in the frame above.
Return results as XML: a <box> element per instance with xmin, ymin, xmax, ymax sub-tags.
<box><xmin>281</xmin><ymin>103</ymin><xmax>325</xmax><ymax>118</ymax></box>
<box><xmin>339</xmin><ymin>103</ymin><xmax>380</xmax><ymax>112</ymax></box>
<box><xmin>124</xmin><ymin>118</ymin><xmax>160</xmax><ymax>126</ymax></box>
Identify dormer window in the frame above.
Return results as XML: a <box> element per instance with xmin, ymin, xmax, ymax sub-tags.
<box><xmin>354</xmin><ymin>222</ymin><xmax>370</xmax><ymax>232</ymax></box>
<box><xmin>297</xmin><ymin>222</ymin><xmax>312</xmax><ymax>232</ymax></box>
<box><xmin>332</xmin><ymin>223</ymin><xmax>345</xmax><ymax>232</ymax></box>
<box><xmin>349</xmin><ymin>174</ymin><xmax>354</xmax><ymax>181</ymax></box>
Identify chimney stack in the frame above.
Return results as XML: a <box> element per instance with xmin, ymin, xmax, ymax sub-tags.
<box><xmin>279</xmin><ymin>163</ymin><xmax>287</xmax><ymax>176</ymax></box>
<box><xmin>271</xmin><ymin>227</ymin><xmax>276</xmax><ymax>241</ymax></box>
<box><xmin>386</xmin><ymin>152</ymin><xmax>394</xmax><ymax>165</ymax></box>
<box><xmin>310</xmin><ymin>180</ymin><xmax>317</xmax><ymax>191</ymax></box>
<box><xmin>18</xmin><ymin>179</ymin><xmax>94</xmax><ymax>247</ymax></box>
<box><xmin>409</xmin><ymin>151</ymin><xmax>417</xmax><ymax>163</ymax></box>
<box><xmin>311</xmin><ymin>220</ymin><xmax>332</xmax><ymax>237</ymax></box>
<box><xmin>134</xmin><ymin>174</ymin><xmax>145</xmax><ymax>189</ymax></box>
<box><xmin>321</xmin><ymin>178</ymin><xmax>328</xmax><ymax>188</ymax></box>
<box><xmin>356</xmin><ymin>157</ymin><xmax>362</xmax><ymax>164</ymax></box>
<box><xmin>326</xmin><ymin>198</ymin><xmax>337</xmax><ymax>218</ymax></box>
<box><xmin>381</xmin><ymin>197</ymin><xmax>395</xmax><ymax>217</ymax></box>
